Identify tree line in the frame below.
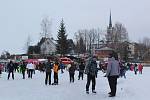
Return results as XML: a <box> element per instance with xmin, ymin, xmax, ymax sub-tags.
<box><xmin>1</xmin><ymin>17</ymin><xmax>150</xmax><ymax>61</ymax></box>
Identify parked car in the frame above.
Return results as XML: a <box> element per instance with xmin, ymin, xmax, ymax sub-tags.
<box><xmin>60</xmin><ymin>57</ymin><xmax>74</xmax><ymax>65</ymax></box>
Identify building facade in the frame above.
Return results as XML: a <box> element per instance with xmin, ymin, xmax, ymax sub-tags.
<box><xmin>38</xmin><ymin>37</ymin><xmax>56</xmax><ymax>55</ymax></box>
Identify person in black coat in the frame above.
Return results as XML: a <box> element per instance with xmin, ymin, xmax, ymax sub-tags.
<box><xmin>85</xmin><ymin>56</ymin><xmax>98</xmax><ymax>94</ymax></box>
<box><xmin>14</xmin><ymin>62</ymin><xmax>19</xmax><ymax>72</ymax></box>
<box><xmin>7</xmin><ymin>61</ymin><xmax>15</xmax><ymax>80</ymax></box>
<box><xmin>20</xmin><ymin>62</ymin><xmax>26</xmax><ymax>79</ymax></box>
<box><xmin>45</xmin><ymin>61</ymin><xmax>53</xmax><ymax>85</ymax></box>
<box><xmin>0</xmin><ymin>64</ymin><xmax>3</xmax><ymax>77</ymax></box>
<box><xmin>134</xmin><ymin>63</ymin><xmax>138</xmax><ymax>75</ymax></box>
<box><xmin>69</xmin><ymin>64</ymin><xmax>76</xmax><ymax>83</ymax></box>
<box><xmin>78</xmin><ymin>62</ymin><xmax>85</xmax><ymax>80</ymax></box>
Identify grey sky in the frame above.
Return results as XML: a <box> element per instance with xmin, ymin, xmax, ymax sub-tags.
<box><xmin>0</xmin><ymin>0</ymin><xmax>150</xmax><ymax>54</ymax></box>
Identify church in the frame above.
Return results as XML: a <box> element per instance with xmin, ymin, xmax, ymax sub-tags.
<box><xmin>93</xmin><ymin>12</ymin><xmax>114</xmax><ymax>60</ymax></box>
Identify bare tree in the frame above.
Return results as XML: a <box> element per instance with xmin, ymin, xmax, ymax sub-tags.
<box><xmin>0</xmin><ymin>51</ymin><xmax>10</xmax><ymax>59</ymax></box>
<box><xmin>105</xmin><ymin>22</ymin><xmax>129</xmax><ymax>60</ymax></box>
<box><xmin>106</xmin><ymin>22</ymin><xmax>128</xmax><ymax>44</ymax></box>
<box><xmin>24</xmin><ymin>35</ymin><xmax>32</xmax><ymax>53</ymax></box>
<box><xmin>74</xmin><ymin>30</ymin><xmax>87</xmax><ymax>55</ymax></box>
<box><xmin>74</xmin><ymin>30</ymin><xmax>87</xmax><ymax>52</ymax></box>
<box><xmin>74</xmin><ymin>28</ymin><xmax>104</xmax><ymax>54</ymax></box>
<box><xmin>142</xmin><ymin>37</ymin><xmax>150</xmax><ymax>48</ymax></box>
<box><xmin>139</xmin><ymin>37</ymin><xmax>150</xmax><ymax>60</ymax></box>
<box><xmin>113</xmin><ymin>22</ymin><xmax>129</xmax><ymax>42</ymax></box>
<box><xmin>40</xmin><ymin>17</ymin><xmax>52</xmax><ymax>38</ymax></box>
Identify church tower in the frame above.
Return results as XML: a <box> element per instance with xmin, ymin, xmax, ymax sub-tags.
<box><xmin>109</xmin><ymin>11</ymin><xmax>112</xmax><ymax>28</ymax></box>
<box><xmin>106</xmin><ymin>11</ymin><xmax>114</xmax><ymax>43</ymax></box>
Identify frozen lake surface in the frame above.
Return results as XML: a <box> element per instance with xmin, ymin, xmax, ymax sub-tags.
<box><xmin>0</xmin><ymin>67</ymin><xmax>149</xmax><ymax>100</ymax></box>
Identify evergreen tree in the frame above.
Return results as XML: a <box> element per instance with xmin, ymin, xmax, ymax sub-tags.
<box><xmin>56</xmin><ymin>19</ymin><xmax>68</xmax><ymax>56</ymax></box>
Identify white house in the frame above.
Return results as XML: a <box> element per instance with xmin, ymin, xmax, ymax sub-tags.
<box><xmin>38</xmin><ymin>37</ymin><xmax>56</xmax><ymax>55</ymax></box>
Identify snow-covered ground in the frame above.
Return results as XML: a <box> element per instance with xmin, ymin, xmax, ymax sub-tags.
<box><xmin>0</xmin><ymin>67</ymin><xmax>149</xmax><ymax>100</ymax></box>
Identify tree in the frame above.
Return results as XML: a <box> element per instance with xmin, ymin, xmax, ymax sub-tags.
<box><xmin>27</xmin><ymin>46</ymin><xmax>40</xmax><ymax>54</ymax></box>
<box><xmin>74</xmin><ymin>30</ymin><xmax>86</xmax><ymax>53</ymax></box>
<box><xmin>105</xmin><ymin>22</ymin><xmax>129</xmax><ymax>60</ymax></box>
<box><xmin>87</xmin><ymin>29</ymin><xmax>97</xmax><ymax>54</ymax></box>
<box><xmin>120</xmin><ymin>42</ymin><xmax>130</xmax><ymax>62</ymax></box>
<box><xmin>106</xmin><ymin>22</ymin><xmax>128</xmax><ymax>44</ymax></box>
<box><xmin>56</xmin><ymin>19</ymin><xmax>68</xmax><ymax>56</ymax></box>
<box><xmin>25</xmin><ymin>35</ymin><xmax>32</xmax><ymax>54</ymax></box>
<box><xmin>138</xmin><ymin>37</ymin><xmax>150</xmax><ymax>60</ymax></box>
<box><xmin>142</xmin><ymin>37</ymin><xmax>150</xmax><ymax>48</ymax></box>
<box><xmin>113</xmin><ymin>22</ymin><xmax>129</xmax><ymax>42</ymax></box>
<box><xmin>40</xmin><ymin>17</ymin><xmax>52</xmax><ymax>38</ymax></box>
<box><xmin>67</xmin><ymin>39</ymin><xmax>75</xmax><ymax>54</ymax></box>
<box><xmin>74</xmin><ymin>28</ymin><xmax>104</xmax><ymax>54</ymax></box>
<box><xmin>0</xmin><ymin>51</ymin><xmax>11</xmax><ymax>59</ymax></box>
<box><xmin>75</xmin><ymin>37</ymin><xmax>86</xmax><ymax>54</ymax></box>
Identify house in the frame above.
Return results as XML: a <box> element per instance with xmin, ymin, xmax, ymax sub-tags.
<box><xmin>28</xmin><ymin>37</ymin><xmax>56</xmax><ymax>55</ymax></box>
<box><xmin>94</xmin><ymin>47</ymin><xmax>114</xmax><ymax>60</ymax></box>
<box><xmin>38</xmin><ymin>37</ymin><xmax>56</xmax><ymax>55</ymax></box>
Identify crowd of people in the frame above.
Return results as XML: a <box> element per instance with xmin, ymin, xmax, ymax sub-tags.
<box><xmin>0</xmin><ymin>54</ymin><xmax>144</xmax><ymax>97</ymax></box>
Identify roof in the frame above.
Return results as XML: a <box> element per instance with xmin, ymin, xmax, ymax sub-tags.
<box><xmin>37</xmin><ymin>37</ymin><xmax>56</xmax><ymax>46</ymax></box>
<box><xmin>95</xmin><ymin>47</ymin><xmax>114</xmax><ymax>51</ymax></box>
<box><xmin>37</xmin><ymin>37</ymin><xmax>48</xmax><ymax>46</ymax></box>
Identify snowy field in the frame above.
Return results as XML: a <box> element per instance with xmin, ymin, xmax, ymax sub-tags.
<box><xmin>0</xmin><ymin>67</ymin><xmax>150</xmax><ymax>100</ymax></box>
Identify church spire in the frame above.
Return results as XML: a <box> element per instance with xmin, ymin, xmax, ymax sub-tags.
<box><xmin>109</xmin><ymin>11</ymin><xmax>112</xmax><ymax>28</ymax></box>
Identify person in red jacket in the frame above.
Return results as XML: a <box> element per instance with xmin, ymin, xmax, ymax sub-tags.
<box><xmin>130</xmin><ymin>64</ymin><xmax>134</xmax><ymax>71</ymax></box>
<box><xmin>138</xmin><ymin>63</ymin><xmax>143</xmax><ymax>74</ymax></box>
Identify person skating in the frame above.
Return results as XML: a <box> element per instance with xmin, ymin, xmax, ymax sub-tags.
<box><xmin>130</xmin><ymin>64</ymin><xmax>134</xmax><ymax>71</ymax></box>
<box><xmin>14</xmin><ymin>62</ymin><xmax>19</xmax><ymax>72</ymax></box>
<box><xmin>126</xmin><ymin>63</ymin><xmax>131</xmax><ymax>70</ymax></box>
<box><xmin>52</xmin><ymin>62</ymin><xmax>59</xmax><ymax>85</ymax></box>
<box><xmin>69</xmin><ymin>63</ymin><xmax>76</xmax><ymax>83</ymax></box>
<box><xmin>105</xmin><ymin>53</ymin><xmax>120</xmax><ymax>97</ymax></box>
<box><xmin>26</xmin><ymin>62</ymin><xmax>35</xmax><ymax>79</ymax></box>
<box><xmin>120</xmin><ymin>63</ymin><xmax>127</xmax><ymax>78</ymax></box>
<box><xmin>45</xmin><ymin>60</ymin><xmax>53</xmax><ymax>85</ymax></box>
<box><xmin>78</xmin><ymin>62</ymin><xmax>85</xmax><ymax>80</ymax></box>
<box><xmin>138</xmin><ymin>63</ymin><xmax>143</xmax><ymax>74</ymax></box>
<box><xmin>0</xmin><ymin>63</ymin><xmax>3</xmax><ymax>78</ymax></box>
<box><xmin>134</xmin><ymin>63</ymin><xmax>138</xmax><ymax>75</ymax></box>
<box><xmin>7</xmin><ymin>61</ymin><xmax>15</xmax><ymax>80</ymax></box>
<box><xmin>59</xmin><ymin>61</ymin><xmax>65</xmax><ymax>74</ymax></box>
<box><xmin>85</xmin><ymin>56</ymin><xmax>97</xmax><ymax>94</ymax></box>
<box><xmin>20</xmin><ymin>62</ymin><xmax>26</xmax><ymax>79</ymax></box>
<box><xmin>39</xmin><ymin>62</ymin><xmax>45</xmax><ymax>73</ymax></box>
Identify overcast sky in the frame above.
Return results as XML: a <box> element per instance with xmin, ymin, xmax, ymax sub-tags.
<box><xmin>0</xmin><ymin>0</ymin><xmax>150</xmax><ymax>54</ymax></box>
